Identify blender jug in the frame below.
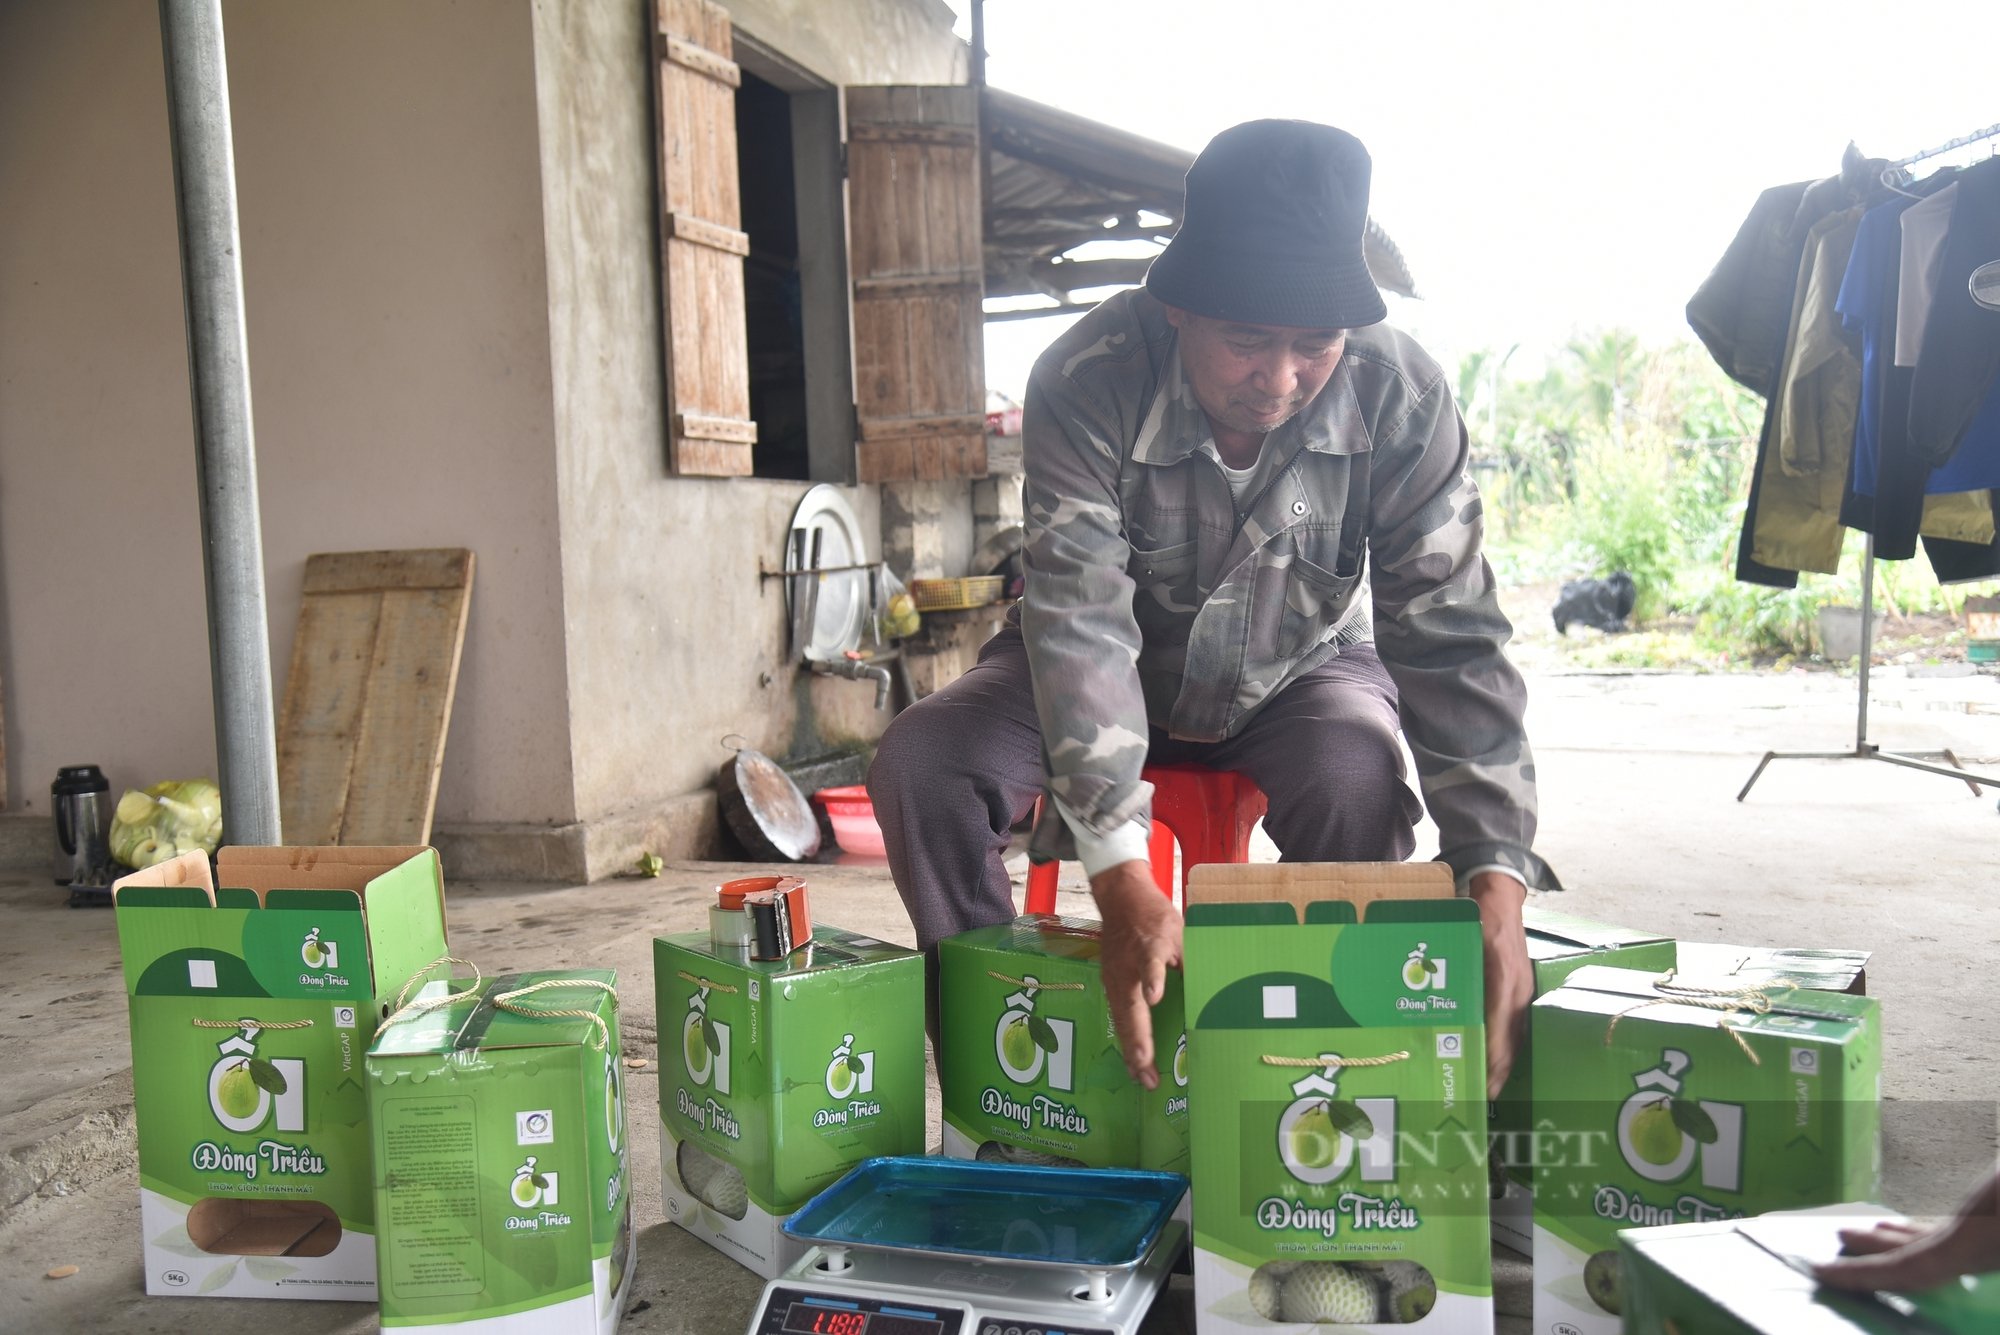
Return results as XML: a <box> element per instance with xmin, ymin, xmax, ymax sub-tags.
<box><xmin>52</xmin><ymin>764</ymin><xmax>113</xmax><ymax>884</ymax></box>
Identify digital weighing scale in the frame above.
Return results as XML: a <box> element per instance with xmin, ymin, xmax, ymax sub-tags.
<box><xmin>744</xmin><ymin>1158</ymin><xmax>1188</xmax><ymax>1335</ymax></box>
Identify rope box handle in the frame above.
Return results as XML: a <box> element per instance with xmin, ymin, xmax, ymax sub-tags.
<box><xmin>1603</xmin><ymin>973</ymin><xmax>1802</xmax><ymax>1066</ymax></box>
<box><xmin>1261</xmin><ymin>1051</ymin><xmax>1410</xmax><ymax>1070</ymax></box>
<box><xmin>492</xmin><ymin>979</ymin><xmax>621</xmax><ymax>1052</ymax></box>
<box><xmin>377</xmin><ymin>955</ymin><xmax>486</xmax><ymax>1037</ymax></box>
<box><xmin>986</xmin><ymin>970</ymin><xmax>1086</xmax><ymax>992</ymax></box>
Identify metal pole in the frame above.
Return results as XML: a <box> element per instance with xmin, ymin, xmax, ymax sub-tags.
<box><xmin>158</xmin><ymin>0</ymin><xmax>282</xmax><ymax>847</ymax></box>
<box><xmin>972</xmin><ymin>0</ymin><xmax>991</xmax><ymax>247</ymax></box>
<box><xmin>1856</xmin><ymin>533</ymin><xmax>1875</xmax><ymax>753</ymax></box>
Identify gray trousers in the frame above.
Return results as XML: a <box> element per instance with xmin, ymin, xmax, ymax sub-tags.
<box><xmin>867</xmin><ymin>625</ymin><xmax>1420</xmax><ymax>953</ymax></box>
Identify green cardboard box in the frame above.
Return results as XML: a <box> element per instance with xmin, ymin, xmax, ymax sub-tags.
<box><xmin>656</xmin><ymin>924</ymin><xmax>925</xmax><ymax>1279</ymax></box>
<box><xmin>938</xmin><ymin>915</ymin><xmax>1190</xmax><ymax>1172</ymax></box>
<box><xmin>112</xmin><ymin>845</ymin><xmax>449</xmax><ymax>1300</ymax></box>
<box><xmin>367</xmin><ymin>969</ymin><xmax>631</xmax><ymax>1332</ymax></box>
<box><xmin>1490</xmin><ymin>907</ymin><xmax>1677</xmax><ymax>1253</ymax></box>
<box><xmin>1677</xmin><ymin>941</ymin><xmax>1871</xmax><ymax>995</ymax></box>
<box><xmin>1622</xmin><ymin>1205</ymin><xmax>2000</xmax><ymax>1333</ymax></box>
<box><xmin>1184</xmin><ymin>863</ymin><xmax>1492</xmax><ymax>1332</ymax></box>
<box><xmin>1531</xmin><ymin>965</ymin><xmax>1882</xmax><ymax>1335</ymax></box>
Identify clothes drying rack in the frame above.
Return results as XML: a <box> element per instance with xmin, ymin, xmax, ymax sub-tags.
<box><xmin>1737</xmin><ymin>123</ymin><xmax>2000</xmax><ymax>808</ymax></box>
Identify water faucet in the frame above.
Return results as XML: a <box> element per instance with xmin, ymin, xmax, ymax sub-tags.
<box><xmin>811</xmin><ymin>654</ymin><xmax>894</xmax><ymax>709</ymax></box>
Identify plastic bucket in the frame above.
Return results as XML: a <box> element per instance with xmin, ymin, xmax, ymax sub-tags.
<box><xmin>812</xmin><ymin>786</ymin><xmax>886</xmax><ymax>857</ymax></box>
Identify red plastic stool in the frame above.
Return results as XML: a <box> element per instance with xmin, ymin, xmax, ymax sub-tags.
<box><xmin>1022</xmin><ymin>763</ymin><xmax>1268</xmax><ymax>915</ymax></box>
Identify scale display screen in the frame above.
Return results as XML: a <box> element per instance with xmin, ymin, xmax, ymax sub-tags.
<box><xmin>781</xmin><ymin>1301</ymin><xmax>946</xmax><ymax>1335</ymax></box>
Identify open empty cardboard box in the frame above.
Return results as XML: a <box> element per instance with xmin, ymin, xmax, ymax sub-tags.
<box><xmin>112</xmin><ymin>846</ymin><xmax>449</xmax><ymax>1300</ymax></box>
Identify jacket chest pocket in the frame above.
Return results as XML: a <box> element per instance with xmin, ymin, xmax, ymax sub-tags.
<box><xmin>1129</xmin><ymin>538</ymin><xmax>1204</xmax><ymax>634</ymax></box>
<box><xmin>1250</xmin><ymin>534</ymin><xmax>1364</xmax><ymax>660</ymax></box>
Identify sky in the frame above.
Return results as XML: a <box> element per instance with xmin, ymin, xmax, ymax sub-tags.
<box><xmin>943</xmin><ymin>0</ymin><xmax>1998</xmax><ymax>398</ymax></box>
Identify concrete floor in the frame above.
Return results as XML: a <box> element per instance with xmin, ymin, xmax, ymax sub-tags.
<box><xmin>4</xmin><ymin>664</ymin><xmax>1998</xmax><ymax>1333</ymax></box>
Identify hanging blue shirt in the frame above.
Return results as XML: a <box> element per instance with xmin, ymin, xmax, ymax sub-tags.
<box><xmin>1837</xmin><ymin>194</ymin><xmax>2000</xmax><ymax>496</ymax></box>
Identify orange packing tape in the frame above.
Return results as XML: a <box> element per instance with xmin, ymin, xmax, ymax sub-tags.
<box><xmin>717</xmin><ymin>874</ymin><xmax>804</xmax><ymax>911</ymax></box>
<box><xmin>743</xmin><ymin>879</ymin><xmax>813</xmax><ymax>959</ymax></box>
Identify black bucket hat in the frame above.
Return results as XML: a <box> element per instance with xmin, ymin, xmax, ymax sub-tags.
<box><xmin>1145</xmin><ymin>119</ymin><xmax>1388</xmax><ymax>330</ymax></box>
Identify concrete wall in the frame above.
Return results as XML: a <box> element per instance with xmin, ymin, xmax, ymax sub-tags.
<box><xmin>529</xmin><ymin>0</ymin><xmax>890</xmax><ymax>832</ymax></box>
<box><xmin>0</xmin><ymin>0</ymin><xmax>570</xmax><ymax>826</ymax></box>
<box><xmin>0</xmin><ymin>0</ymin><xmax>971</xmax><ymax>873</ymax></box>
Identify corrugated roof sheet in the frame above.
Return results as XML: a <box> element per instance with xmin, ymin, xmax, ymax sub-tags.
<box><xmin>982</xmin><ymin>87</ymin><xmax>1418</xmax><ymax>314</ymax></box>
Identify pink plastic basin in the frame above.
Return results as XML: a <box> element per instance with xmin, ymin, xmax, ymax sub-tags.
<box><xmin>812</xmin><ymin>786</ymin><xmax>886</xmax><ymax>857</ymax></box>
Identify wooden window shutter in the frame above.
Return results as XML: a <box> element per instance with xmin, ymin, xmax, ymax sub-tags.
<box><xmin>845</xmin><ymin>87</ymin><xmax>988</xmax><ymax>482</ymax></box>
<box><xmin>652</xmin><ymin>0</ymin><xmax>756</xmax><ymax>476</ymax></box>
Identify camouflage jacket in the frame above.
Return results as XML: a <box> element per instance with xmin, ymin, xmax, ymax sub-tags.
<box><xmin>1019</xmin><ymin>290</ymin><xmax>1553</xmax><ymax>891</ymax></box>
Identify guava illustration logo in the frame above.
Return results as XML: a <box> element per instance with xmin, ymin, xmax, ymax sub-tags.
<box><xmin>207</xmin><ymin>1023</ymin><xmax>306</xmax><ymax>1133</ymax></box>
<box><xmin>1615</xmin><ymin>1048</ymin><xmax>1744</xmax><ymax>1189</ymax></box>
<box><xmin>681</xmin><ymin>987</ymin><xmax>731</xmax><ymax>1094</ymax></box>
<box><xmin>603</xmin><ymin>1050</ymin><xmax>625</xmax><ymax>1152</ymax></box>
<box><xmin>1171</xmin><ymin>1032</ymin><xmax>1190</xmax><ymax>1089</ymax></box>
<box><xmin>825</xmin><ymin>1033</ymin><xmax>875</xmax><ymax>1100</ymax></box>
<box><xmin>299</xmin><ymin>927</ymin><xmax>338</xmax><ymax>970</ymax></box>
<box><xmin>1400</xmin><ymin>941</ymin><xmax>1446</xmax><ymax>991</ymax></box>
<box><xmin>509</xmin><ymin>1156</ymin><xmax>560</xmax><ymax>1211</ymax></box>
<box><xmin>992</xmin><ymin>978</ymin><xmax>1075</xmax><ymax>1091</ymax></box>
<box><xmin>1275</xmin><ymin>1054</ymin><xmax>1395</xmax><ymax>1187</ymax></box>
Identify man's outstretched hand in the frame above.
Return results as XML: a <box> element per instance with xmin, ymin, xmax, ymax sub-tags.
<box><xmin>1469</xmin><ymin>870</ymin><xmax>1533</xmax><ymax>1100</ymax></box>
<box><xmin>1814</xmin><ymin>1167</ymin><xmax>2000</xmax><ymax>1294</ymax></box>
<box><xmin>1091</xmin><ymin>859</ymin><xmax>1181</xmax><ymax>1090</ymax></box>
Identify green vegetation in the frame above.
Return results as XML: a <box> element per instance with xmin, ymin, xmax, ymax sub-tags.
<box><xmin>1466</xmin><ymin>333</ymin><xmax>1995</xmax><ymax>667</ymax></box>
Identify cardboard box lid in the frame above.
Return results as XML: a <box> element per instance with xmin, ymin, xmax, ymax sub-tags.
<box><xmin>1524</xmin><ymin>904</ymin><xmax>1674</xmax><ymax>953</ymax></box>
<box><xmin>113</xmin><ymin>845</ymin><xmax>441</xmax><ymax>909</ymax></box>
<box><xmin>1541</xmin><ymin>964</ymin><xmax>1878</xmax><ymax>1033</ymax></box>
<box><xmin>656</xmin><ymin>923</ymin><xmax>918</xmax><ymax>976</ymax></box>
<box><xmin>938</xmin><ymin>915</ymin><xmax>1106</xmax><ymax>961</ymax></box>
<box><xmin>113</xmin><ymin>846</ymin><xmax>449</xmax><ymax>998</ymax></box>
<box><xmin>1185</xmin><ymin>861</ymin><xmax>1454</xmax><ymax>922</ymax></box>
<box><xmin>1622</xmin><ymin>1206</ymin><xmax>1904</xmax><ymax>1335</ymax></box>
<box><xmin>1678</xmin><ymin>941</ymin><xmax>1870</xmax><ymax>994</ymax></box>
<box><xmin>371</xmin><ymin>968</ymin><xmax>619</xmax><ymax>1057</ymax></box>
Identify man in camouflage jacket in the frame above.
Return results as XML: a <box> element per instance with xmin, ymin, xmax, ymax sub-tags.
<box><xmin>869</xmin><ymin>121</ymin><xmax>1554</xmax><ymax>1098</ymax></box>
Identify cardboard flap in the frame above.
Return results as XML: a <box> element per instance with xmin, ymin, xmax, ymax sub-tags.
<box><xmin>266</xmin><ymin>887</ymin><xmax>362</xmax><ymax>913</ymax></box>
<box><xmin>1186</xmin><ymin>862</ymin><xmax>1454</xmax><ymax>921</ymax></box>
<box><xmin>1554</xmin><ymin>964</ymin><xmax>1875</xmax><ymax>1026</ymax></box>
<box><xmin>1523</xmin><ymin>904</ymin><xmax>1673</xmax><ymax>950</ymax></box>
<box><xmin>112</xmin><ymin>849</ymin><xmax>217</xmax><ymax>905</ymax></box>
<box><xmin>217</xmin><ymin>845</ymin><xmax>433</xmax><ymax>898</ymax></box>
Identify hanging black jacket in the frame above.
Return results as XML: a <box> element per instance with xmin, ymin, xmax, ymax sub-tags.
<box><xmin>1908</xmin><ymin>157</ymin><xmax>2000</xmax><ymax>469</ymax></box>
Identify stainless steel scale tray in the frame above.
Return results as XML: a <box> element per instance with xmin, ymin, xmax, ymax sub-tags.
<box><xmin>783</xmin><ymin>1156</ymin><xmax>1187</xmax><ymax>1272</ymax></box>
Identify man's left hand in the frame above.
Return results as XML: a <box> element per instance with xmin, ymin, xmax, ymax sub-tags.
<box><xmin>1468</xmin><ymin>870</ymin><xmax>1532</xmax><ymax>1100</ymax></box>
